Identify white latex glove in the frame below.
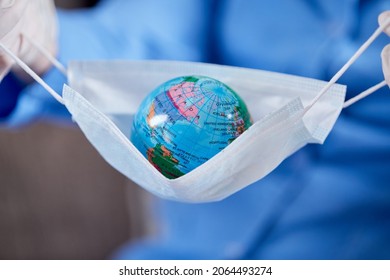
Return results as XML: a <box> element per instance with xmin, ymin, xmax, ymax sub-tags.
<box><xmin>0</xmin><ymin>0</ymin><xmax>57</xmax><ymax>81</ymax></box>
<box><xmin>382</xmin><ymin>44</ymin><xmax>390</xmax><ymax>87</ymax></box>
<box><xmin>379</xmin><ymin>10</ymin><xmax>390</xmax><ymax>36</ymax></box>
<box><xmin>379</xmin><ymin>11</ymin><xmax>390</xmax><ymax>87</ymax></box>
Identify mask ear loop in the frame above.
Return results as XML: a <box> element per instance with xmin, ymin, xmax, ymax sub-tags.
<box><xmin>22</xmin><ymin>34</ymin><xmax>67</xmax><ymax>76</ymax></box>
<box><xmin>0</xmin><ymin>33</ymin><xmax>66</xmax><ymax>105</ymax></box>
<box><xmin>303</xmin><ymin>17</ymin><xmax>390</xmax><ymax>114</ymax></box>
<box><xmin>342</xmin><ymin>80</ymin><xmax>387</xmax><ymax>108</ymax></box>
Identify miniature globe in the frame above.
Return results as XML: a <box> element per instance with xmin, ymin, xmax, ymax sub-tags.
<box><xmin>131</xmin><ymin>75</ymin><xmax>253</xmax><ymax>179</ymax></box>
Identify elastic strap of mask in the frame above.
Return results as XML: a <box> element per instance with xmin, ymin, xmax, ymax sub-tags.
<box><xmin>343</xmin><ymin>80</ymin><xmax>387</xmax><ymax>108</ymax></box>
<box><xmin>304</xmin><ymin>18</ymin><xmax>390</xmax><ymax>114</ymax></box>
<box><xmin>23</xmin><ymin>34</ymin><xmax>67</xmax><ymax>76</ymax></box>
<box><xmin>0</xmin><ymin>34</ymin><xmax>65</xmax><ymax>105</ymax></box>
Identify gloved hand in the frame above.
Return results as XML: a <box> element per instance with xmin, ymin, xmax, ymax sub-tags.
<box><xmin>379</xmin><ymin>11</ymin><xmax>390</xmax><ymax>87</ymax></box>
<box><xmin>0</xmin><ymin>0</ymin><xmax>57</xmax><ymax>82</ymax></box>
<box><xmin>379</xmin><ymin>10</ymin><xmax>390</xmax><ymax>36</ymax></box>
<box><xmin>382</xmin><ymin>44</ymin><xmax>390</xmax><ymax>87</ymax></box>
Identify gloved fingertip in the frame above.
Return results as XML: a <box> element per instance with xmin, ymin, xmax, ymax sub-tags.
<box><xmin>381</xmin><ymin>44</ymin><xmax>390</xmax><ymax>86</ymax></box>
<box><xmin>378</xmin><ymin>11</ymin><xmax>390</xmax><ymax>36</ymax></box>
<box><xmin>0</xmin><ymin>60</ymin><xmax>13</xmax><ymax>82</ymax></box>
<box><xmin>382</xmin><ymin>43</ymin><xmax>390</xmax><ymax>54</ymax></box>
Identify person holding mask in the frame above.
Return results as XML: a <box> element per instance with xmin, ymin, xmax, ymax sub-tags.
<box><xmin>1</xmin><ymin>0</ymin><xmax>390</xmax><ymax>259</ymax></box>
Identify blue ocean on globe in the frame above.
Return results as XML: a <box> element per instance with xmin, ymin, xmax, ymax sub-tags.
<box><xmin>131</xmin><ymin>75</ymin><xmax>253</xmax><ymax>179</ymax></box>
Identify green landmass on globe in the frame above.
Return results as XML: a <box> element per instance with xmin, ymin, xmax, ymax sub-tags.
<box><xmin>131</xmin><ymin>75</ymin><xmax>253</xmax><ymax>179</ymax></box>
<box><xmin>147</xmin><ymin>143</ymin><xmax>185</xmax><ymax>179</ymax></box>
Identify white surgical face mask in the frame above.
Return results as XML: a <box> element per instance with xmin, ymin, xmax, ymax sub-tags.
<box><xmin>63</xmin><ymin>60</ymin><xmax>345</xmax><ymax>202</ymax></box>
<box><xmin>0</xmin><ymin>16</ymin><xmax>388</xmax><ymax>203</ymax></box>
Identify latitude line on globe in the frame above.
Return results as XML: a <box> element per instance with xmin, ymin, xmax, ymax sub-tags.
<box><xmin>158</xmin><ymin>82</ymin><xmax>210</xmax><ymax>129</ymax></box>
<box><xmin>161</xmin><ymin>81</ymin><xmax>215</xmax><ymax>130</ymax></box>
<box><xmin>197</xmin><ymin>85</ymin><xmax>222</xmax><ymax>152</ymax></box>
<box><xmin>168</xmin><ymin>82</ymin><xmax>216</xmax><ymax>159</ymax></box>
<box><xmin>208</xmin><ymin>91</ymin><xmax>225</xmax><ymax>150</ymax></box>
<box><xmin>184</xmin><ymin>89</ymin><xmax>220</xmax><ymax>158</ymax></box>
<box><xmin>208</xmin><ymin>93</ymin><xmax>223</xmax><ymax>152</ymax></box>
<box><xmin>155</xmin><ymin>80</ymin><xmax>216</xmax><ymax>170</ymax></box>
<box><xmin>157</xmin><ymin>82</ymin><xmax>214</xmax><ymax>155</ymax></box>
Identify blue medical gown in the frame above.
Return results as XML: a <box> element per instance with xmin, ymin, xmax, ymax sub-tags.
<box><xmin>1</xmin><ymin>0</ymin><xmax>390</xmax><ymax>259</ymax></box>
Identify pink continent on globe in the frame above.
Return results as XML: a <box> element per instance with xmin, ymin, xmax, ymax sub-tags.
<box><xmin>167</xmin><ymin>82</ymin><xmax>205</xmax><ymax>123</ymax></box>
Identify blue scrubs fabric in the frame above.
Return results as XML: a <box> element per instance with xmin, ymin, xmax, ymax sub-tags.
<box><xmin>1</xmin><ymin>0</ymin><xmax>390</xmax><ymax>259</ymax></box>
